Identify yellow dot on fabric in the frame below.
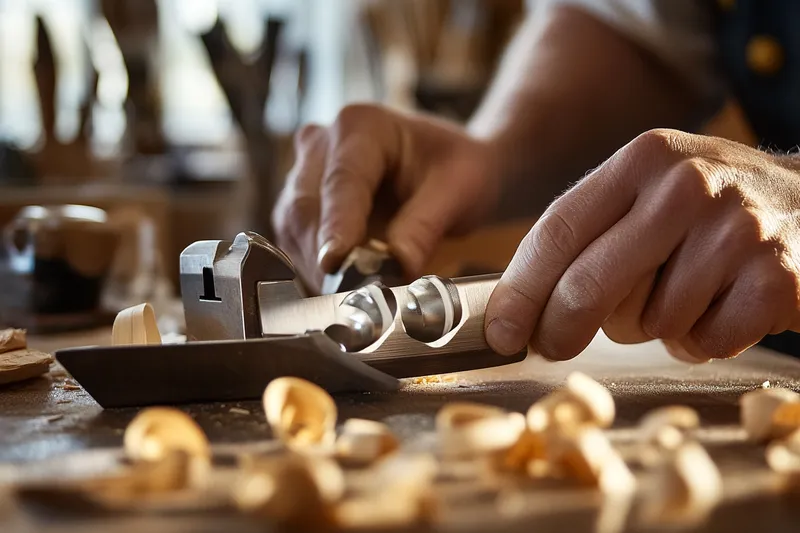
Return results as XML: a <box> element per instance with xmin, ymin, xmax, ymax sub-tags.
<box><xmin>746</xmin><ymin>35</ymin><xmax>784</xmax><ymax>76</ymax></box>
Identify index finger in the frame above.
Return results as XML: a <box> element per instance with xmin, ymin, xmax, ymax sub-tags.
<box><xmin>317</xmin><ymin>106</ymin><xmax>402</xmax><ymax>272</ymax></box>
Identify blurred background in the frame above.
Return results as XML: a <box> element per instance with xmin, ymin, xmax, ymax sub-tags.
<box><xmin>0</xmin><ymin>0</ymin><xmax>756</xmax><ymax>331</ymax></box>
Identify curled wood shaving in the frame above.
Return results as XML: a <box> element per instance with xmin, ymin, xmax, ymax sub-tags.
<box><xmin>562</xmin><ymin>372</ymin><xmax>615</xmax><ymax>428</ymax></box>
<box><xmin>336</xmin><ymin>418</ymin><xmax>399</xmax><ymax>465</ymax></box>
<box><xmin>436</xmin><ymin>402</ymin><xmax>526</xmax><ymax>458</ymax></box>
<box><xmin>112</xmin><ymin>303</ymin><xmax>162</xmax><ymax>345</ymax></box>
<box><xmin>638</xmin><ymin>406</ymin><xmax>700</xmax><ymax>466</ymax></box>
<box><xmin>740</xmin><ymin>388</ymin><xmax>800</xmax><ymax>442</ymax></box>
<box><xmin>766</xmin><ymin>428</ymin><xmax>800</xmax><ymax>473</ymax></box>
<box><xmin>0</xmin><ymin>348</ymin><xmax>53</xmax><ymax>385</ymax></box>
<box><xmin>263</xmin><ymin>377</ymin><xmax>337</xmax><ymax>453</ymax></box>
<box><xmin>124</xmin><ymin>407</ymin><xmax>211</xmax><ymax>489</ymax></box>
<box><xmin>524</xmin><ymin>373</ymin><xmax>615</xmax><ymax>435</ymax></box>
<box><xmin>770</xmin><ymin>403</ymin><xmax>800</xmax><ymax>440</ymax></box>
<box><xmin>491</xmin><ymin>375</ymin><xmax>634</xmax><ymax>494</ymax></box>
<box><xmin>234</xmin><ymin>454</ymin><xmax>345</xmax><ymax>529</ymax></box>
<box><xmin>640</xmin><ymin>441</ymin><xmax>722</xmax><ymax>525</ymax></box>
<box><xmin>335</xmin><ymin>454</ymin><xmax>438</xmax><ymax>529</ymax></box>
<box><xmin>0</xmin><ymin>328</ymin><xmax>26</xmax><ymax>354</ymax></box>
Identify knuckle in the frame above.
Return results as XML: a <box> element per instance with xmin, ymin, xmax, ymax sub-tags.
<box><xmin>533</xmin><ymin>210</ymin><xmax>578</xmax><ymax>260</ymax></box>
<box><xmin>400</xmin><ymin>216</ymin><xmax>444</xmax><ymax>251</ymax></box>
<box><xmin>663</xmin><ymin>158</ymin><xmax>713</xmax><ymax>200</ymax></box>
<box><xmin>640</xmin><ymin>312</ymin><xmax>667</xmax><ymax>339</ymax></box>
<box><xmin>273</xmin><ymin>195</ymin><xmax>319</xmax><ymax>238</ymax></box>
<box><xmin>294</xmin><ymin>123</ymin><xmax>323</xmax><ymax>147</ymax></box>
<box><xmin>747</xmin><ymin>272</ymin><xmax>786</xmax><ymax>306</ymax></box>
<box><xmin>554</xmin><ymin>261</ymin><xmax>607</xmax><ymax>315</ymax></box>
<box><xmin>690</xmin><ymin>328</ymin><xmax>736</xmax><ymax>359</ymax></box>
<box><xmin>321</xmin><ymin>166</ymin><xmax>369</xmax><ymax>205</ymax></box>
<box><xmin>640</xmin><ymin>309</ymin><xmax>685</xmax><ymax>340</ymax></box>
<box><xmin>629</xmin><ymin>128</ymin><xmax>681</xmax><ymax>156</ymax></box>
<box><xmin>333</xmin><ymin>104</ymin><xmax>382</xmax><ymax>134</ymax></box>
<box><xmin>716</xmin><ymin>210</ymin><xmax>762</xmax><ymax>250</ymax></box>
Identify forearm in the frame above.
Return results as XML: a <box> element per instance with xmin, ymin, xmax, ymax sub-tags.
<box><xmin>467</xmin><ymin>5</ymin><xmax>706</xmax><ymax>216</ymax></box>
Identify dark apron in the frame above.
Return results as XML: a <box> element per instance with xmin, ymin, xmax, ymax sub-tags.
<box><xmin>714</xmin><ymin>0</ymin><xmax>800</xmax><ymax>356</ymax></box>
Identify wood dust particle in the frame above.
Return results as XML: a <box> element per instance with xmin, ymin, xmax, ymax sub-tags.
<box><xmin>412</xmin><ymin>375</ymin><xmax>457</xmax><ymax>385</ymax></box>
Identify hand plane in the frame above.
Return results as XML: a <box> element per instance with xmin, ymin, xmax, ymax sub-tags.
<box><xmin>56</xmin><ymin>232</ymin><xmax>526</xmax><ymax>408</ymax></box>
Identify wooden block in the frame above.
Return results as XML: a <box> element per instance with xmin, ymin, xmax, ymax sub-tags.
<box><xmin>0</xmin><ymin>348</ymin><xmax>53</xmax><ymax>385</ymax></box>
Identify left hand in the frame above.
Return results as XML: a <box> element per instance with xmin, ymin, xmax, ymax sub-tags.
<box><xmin>485</xmin><ymin>129</ymin><xmax>800</xmax><ymax>363</ymax></box>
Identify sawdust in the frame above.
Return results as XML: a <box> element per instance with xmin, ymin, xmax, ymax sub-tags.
<box><xmin>411</xmin><ymin>375</ymin><xmax>457</xmax><ymax>385</ymax></box>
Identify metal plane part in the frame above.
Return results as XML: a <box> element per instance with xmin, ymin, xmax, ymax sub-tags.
<box><xmin>57</xmin><ymin>232</ymin><xmax>526</xmax><ymax>408</ymax></box>
<box><xmin>56</xmin><ymin>333</ymin><xmax>400</xmax><ymax>408</ymax></box>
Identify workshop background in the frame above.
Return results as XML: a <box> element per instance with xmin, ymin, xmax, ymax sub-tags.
<box><xmin>0</xmin><ymin>0</ymin><xmax>758</xmax><ymax>309</ymax></box>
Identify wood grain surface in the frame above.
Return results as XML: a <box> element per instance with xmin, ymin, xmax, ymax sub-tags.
<box><xmin>1</xmin><ymin>329</ymin><xmax>799</xmax><ymax>532</ymax></box>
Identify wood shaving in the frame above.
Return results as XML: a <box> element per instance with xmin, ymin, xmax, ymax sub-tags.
<box><xmin>334</xmin><ymin>453</ymin><xmax>438</xmax><ymax>529</ymax></box>
<box><xmin>740</xmin><ymin>387</ymin><xmax>800</xmax><ymax>442</ymax></box>
<box><xmin>0</xmin><ymin>348</ymin><xmax>54</xmax><ymax>385</ymax></box>
<box><xmin>766</xmin><ymin>428</ymin><xmax>800</xmax><ymax>473</ymax></box>
<box><xmin>336</xmin><ymin>418</ymin><xmax>398</xmax><ymax>465</ymax></box>
<box><xmin>263</xmin><ymin>377</ymin><xmax>337</xmax><ymax>453</ymax></box>
<box><xmin>638</xmin><ymin>406</ymin><xmax>700</xmax><ymax>459</ymax></box>
<box><xmin>412</xmin><ymin>374</ymin><xmax>457</xmax><ymax>385</ymax></box>
<box><xmin>640</xmin><ymin>441</ymin><xmax>722</xmax><ymax>525</ymax></box>
<box><xmin>0</xmin><ymin>328</ymin><xmax>26</xmax><ymax>354</ymax></box>
<box><xmin>436</xmin><ymin>402</ymin><xmax>526</xmax><ymax>458</ymax></box>
<box><xmin>112</xmin><ymin>303</ymin><xmax>162</xmax><ymax>346</ymax></box>
<box><xmin>770</xmin><ymin>403</ymin><xmax>800</xmax><ymax>439</ymax></box>
<box><xmin>124</xmin><ymin>407</ymin><xmax>211</xmax><ymax>489</ymax></box>
<box><xmin>234</xmin><ymin>453</ymin><xmax>344</xmax><ymax>529</ymax></box>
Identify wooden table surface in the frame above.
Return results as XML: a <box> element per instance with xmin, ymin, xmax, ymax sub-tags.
<box><xmin>1</xmin><ymin>329</ymin><xmax>800</xmax><ymax>533</ymax></box>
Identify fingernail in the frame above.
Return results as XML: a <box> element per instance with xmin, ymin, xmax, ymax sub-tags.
<box><xmin>317</xmin><ymin>238</ymin><xmax>341</xmax><ymax>273</ymax></box>
<box><xmin>486</xmin><ymin>318</ymin><xmax>527</xmax><ymax>356</ymax></box>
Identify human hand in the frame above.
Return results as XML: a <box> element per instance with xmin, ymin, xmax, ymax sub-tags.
<box><xmin>485</xmin><ymin>129</ymin><xmax>800</xmax><ymax>363</ymax></box>
<box><xmin>272</xmin><ymin>104</ymin><xmax>499</xmax><ymax>291</ymax></box>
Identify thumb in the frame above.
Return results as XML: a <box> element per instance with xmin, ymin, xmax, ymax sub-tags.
<box><xmin>386</xmin><ymin>175</ymin><xmax>467</xmax><ymax>278</ymax></box>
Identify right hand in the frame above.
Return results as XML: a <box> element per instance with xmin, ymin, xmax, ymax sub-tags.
<box><xmin>272</xmin><ymin>104</ymin><xmax>500</xmax><ymax>291</ymax></box>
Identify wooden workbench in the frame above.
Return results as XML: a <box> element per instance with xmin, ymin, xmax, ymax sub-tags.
<box><xmin>1</xmin><ymin>329</ymin><xmax>800</xmax><ymax>533</ymax></box>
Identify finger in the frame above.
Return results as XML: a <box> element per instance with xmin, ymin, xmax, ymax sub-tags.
<box><xmin>533</xmin><ymin>160</ymin><xmax>706</xmax><ymax>360</ymax></box>
<box><xmin>484</xmin><ymin>129</ymin><xmax>690</xmax><ymax>356</ymax></box>
<box><xmin>682</xmin><ymin>259</ymin><xmax>796</xmax><ymax>360</ymax></box>
<box><xmin>640</xmin><ymin>207</ymin><xmax>756</xmax><ymax>340</ymax></box>
<box><xmin>272</xmin><ymin>124</ymin><xmax>329</xmax><ymax>288</ymax></box>
<box><xmin>661</xmin><ymin>339</ymin><xmax>711</xmax><ymax>364</ymax></box>
<box><xmin>601</xmin><ymin>270</ymin><xmax>658</xmax><ymax>344</ymax></box>
<box><xmin>317</xmin><ymin>105</ymin><xmax>402</xmax><ymax>272</ymax></box>
<box><xmin>484</xmin><ymin>161</ymin><xmax>638</xmax><ymax>355</ymax></box>
<box><xmin>387</xmin><ymin>163</ymin><xmax>479</xmax><ymax>277</ymax></box>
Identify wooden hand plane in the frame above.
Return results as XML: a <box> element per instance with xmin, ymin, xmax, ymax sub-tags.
<box><xmin>56</xmin><ymin>232</ymin><xmax>525</xmax><ymax>408</ymax></box>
